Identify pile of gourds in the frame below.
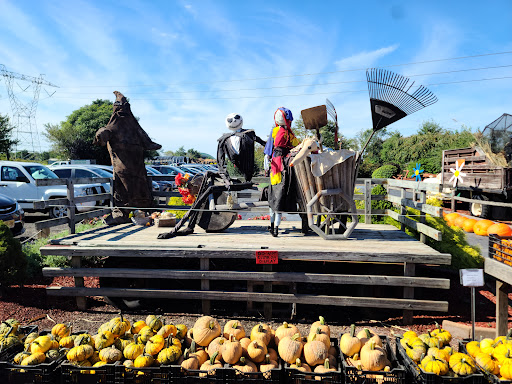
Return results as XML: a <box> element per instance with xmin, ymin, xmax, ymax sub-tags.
<box><xmin>400</xmin><ymin>324</ymin><xmax>478</xmax><ymax>377</ymax></box>
<box><xmin>444</xmin><ymin>212</ymin><xmax>512</xmax><ymax>237</ymax></box>
<box><xmin>275</xmin><ymin>316</ymin><xmax>338</xmax><ymax>379</ymax></box>
<box><xmin>0</xmin><ymin>320</ymin><xmax>24</xmax><ymax>354</ymax></box>
<box><xmin>340</xmin><ymin>324</ymin><xmax>391</xmax><ymax>373</ymax></box>
<box><xmin>60</xmin><ymin>313</ymin><xmax>188</xmax><ymax>373</ymax></box>
<box><xmin>463</xmin><ymin>331</ymin><xmax>512</xmax><ymax>380</ymax></box>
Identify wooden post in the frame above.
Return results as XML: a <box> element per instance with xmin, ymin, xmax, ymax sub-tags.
<box><xmin>67</xmin><ymin>179</ymin><xmax>76</xmax><ymax>234</ymax></box>
<box><xmin>400</xmin><ymin>187</ymin><xmax>407</xmax><ymax>232</ymax></box>
<box><xmin>419</xmin><ymin>191</ymin><xmax>427</xmax><ymax>244</ymax></box>
<box><xmin>200</xmin><ymin>258</ymin><xmax>210</xmax><ymax>315</ymax></box>
<box><xmin>247</xmin><ymin>281</ymin><xmax>254</xmax><ymax>312</ymax></box>
<box><xmin>364</xmin><ymin>179</ymin><xmax>372</xmax><ymax>224</ymax></box>
<box><xmin>451</xmin><ymin>191</ymin><xmax>456</xmax><ymax>213</ymax></box>
<box><xmin>496</xmin><ymin>280</ymin><xmax>510</xmax><ymax>337</ymax></box>
<box><xmin>403</xmin><ymin>262</ymin><xmax>415</xmax><ymax>324</ymax></box>
<box><xmin>71</xmin><ymin>256</ymin><xmax>86</xmax><ymax>310</ymax></box>
<box><xmin>263</xmin><ymin>265</ymin><xmax>272</xmax><ymax>320</ymax></box>
<box><xmin>110</xmin><ymin>178</ymin><xmax>115</xmax><ymax>207</ymax></box>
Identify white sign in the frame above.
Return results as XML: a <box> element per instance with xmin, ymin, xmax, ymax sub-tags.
<box><xmin>460</xmin><ymin>269</ymin><xmax>484</xmax><ymax>287</ymax></box>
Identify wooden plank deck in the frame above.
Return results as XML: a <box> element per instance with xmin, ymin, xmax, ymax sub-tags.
<box><xmin>41</xmin><ymin>220</ymin><xmax>451</xmax><ymax>320</ymax></box>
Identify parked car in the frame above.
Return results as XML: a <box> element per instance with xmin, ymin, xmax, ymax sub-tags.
<box><xmin>93</xmin><ymin>164</ymin><xmax>161</xmax><ymax>192</ymax></box>
<box><xmin>49</xmin><ymin>164</ymin><xmax>112</xmax><ymax>193</ymax></box>
<box><xmin>151</xmin><ymin>165</ymin><xmax>187</xmax><ymax>178</ymax></box>
<box><xmin>0</xmin><ymin>161</ymin><xmax>102</xmax><ymax>218</ymax></box>
<box><xmin>0</xmin><ymin>193</ymin><xmax>25</xmax><ymax>236</ymax></box>
<box><xmin>146</xmin><ymin>166</ymin><xmax>175</xmax><ymax>190</ymax></box>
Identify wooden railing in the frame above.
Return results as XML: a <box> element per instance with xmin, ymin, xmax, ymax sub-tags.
<box><xmin>33</xmin><ymin>175</ymin><xmax>444</xmax><ymax>244</ymax></box>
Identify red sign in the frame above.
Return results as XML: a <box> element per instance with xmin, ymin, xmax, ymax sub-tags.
<box><xmin>255</xmin><ymin>250</ymin><xmax>278</xmax><ymax>264</ymax></box>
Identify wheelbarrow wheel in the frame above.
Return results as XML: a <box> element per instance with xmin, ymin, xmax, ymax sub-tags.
<box><xmin>197</xmin><ymin>189</ymin><xmax>237</xmax><ymax>233</ymax></box>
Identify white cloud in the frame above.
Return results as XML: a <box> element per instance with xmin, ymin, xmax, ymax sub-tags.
<box><xmin>335</xmin><ymin>45</ymin><xmax>399</xmax><ymax>70</ymax></box>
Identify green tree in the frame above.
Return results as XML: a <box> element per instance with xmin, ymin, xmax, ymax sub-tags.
<box><xmin>0</xmin><ymin>114</ymin><xmax>19</xmax><ymax>160</ymax></box>
<box><xmin>186</xmin><ymin>148</ymin><xmax>202</xmax><ymax>159</ymax></box>
<box><xmin>174</xmin><ymin>146</ymin><xmax>187</xmax><ymax>157</ymax></box>
<box><xmin>292</xmin><ymin>117</ymin><xmax>355</xmax><ymax>150</ymax></box>
<box><xmin>44</xmin><ymin>99</ymin><xmax>113</xmax><ymax>164</ymax></box>
<box><xmin>0</xmin><ymin>222</ymin><xmax>27</xmax><ymax>286</ymax></box>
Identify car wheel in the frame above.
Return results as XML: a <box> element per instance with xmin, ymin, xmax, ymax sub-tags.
<box><xmin>470</xmin><ymin>194</ymin><xmax>491</xmax><ymax>219</ymax></box>
<box><xmin>49</xmin><ymin>204</ymin><xmax>68</xmax><ymax>219</ymax></box>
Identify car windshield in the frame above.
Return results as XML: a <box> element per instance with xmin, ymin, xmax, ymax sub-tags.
<box><xmin>146</xmin><ymin>166</ymin><xmax>162</xmax><ymax>175</ymax></box>
<box><xmin>23</xmin><ymin>165</ymin><xmax>59</xmax><ymax>180</ymax></box>
<box><xmin>90</xmin><ymin>168</ymin><xmax>113</xmax><ymax>177</ymax></box>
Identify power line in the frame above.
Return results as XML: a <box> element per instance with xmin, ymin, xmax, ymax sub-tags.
<box><xmin>54</xmin><ymin>64</ymin><xmax>512</xmax><ymax>96</ymax></box>
<box><xmin>47</xmin><ymin>75</ymin><xmax>512</xmax><ymax>102</ymax></box>
<box><xmin>58</xmin><ymin>50</ymin><xmax>512</xmax><ymax>89</ymax></box>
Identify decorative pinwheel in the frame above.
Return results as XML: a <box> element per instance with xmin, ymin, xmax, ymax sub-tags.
<box><xmin>413</xmin><ymin>163</ymin><xmax>424</xmax><ymax>182</ymax></box>
<box><xmin>449</xmin><ymin>160</ymin><xmax>466</xmax><ymax>187</ymax></box>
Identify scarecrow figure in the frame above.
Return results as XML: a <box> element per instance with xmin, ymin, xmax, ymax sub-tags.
<box><xmin>158</xmin><ymin>113</ymin><xmax>264</xmax><ymax>238</ymax></box>
<box><xmin>217</xmin><ymin>113</ymin><xmax>266</xmax><ymax>184</ymax></box>
<box><xmin>267</xmin><ymin>107</ymin><xmax>300</xmax><ymax>237</ymax></box>
<box><xmin>94</xmin><ymin>91</ymin><xmax>162</xmax><ymax>225</ymax></box>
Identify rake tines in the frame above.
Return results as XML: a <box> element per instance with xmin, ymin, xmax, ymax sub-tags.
<box><xmin>366</xmin><ymin>68</ymin><xmax>438</xmax><ymax>131</ymax></box>
<box><xmin>325</xmin><ymin>98</ymin><xmax>339</xmax><ymax>149</ymax></box>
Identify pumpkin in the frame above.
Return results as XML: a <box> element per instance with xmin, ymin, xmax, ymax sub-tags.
<box><xmin>474</xmin><ymin>352</ymin><xmax>500</xmax><ymax>375</ymax></box>
<box><xmin>114</xmin><ymin>335</ymin><xmax>134</xmax><ymax>352</ymax></box>
<box><xmin>176</xmin><ymin>324</ymin><xmax>188</xmax><ymax>340</ymax></box>
<box><xmin>427</xmin><ymin>345</ymin><xmax>450</xmax><ymax>362</ymax></box>
<box><xmin>108</xmin><ymin>313</ymin><xmax>131</xmax><ymax>337</ymax></box>
<box><xmin>268</xmin><ymin>347</ymin><xmax>278</xmax><ymax>362</ymax></box>
<box><xmin>260</xmin><ymin>353</ymin><xmax>278</xmax><ymax>374</ymax></box>
<box><xmin>278</xmin><ymin>333</ymin><xmax>303</xmax><ymax>364</ymax></box>
<box><xmin>131</xmin><ymin>320</ymin><xmax>147</xmax><ymax>334</ymax></box>
<box><xmin>303</xmin><ymin>334</ymin><xmax>328</xmax><ymax>367</ymax></box>
<box><xmin>488</xmin><ymin>223</ymin><xmax>512</xmax><ymax>237</ymax></box>
<box><xmin>491</xmin><ymin>342</ymin><xmax>512</xmax><ymax>364</ymax></box>
<box><xmin>223</xmin><ymin>320</ymin><xmax>246</xmax><ymax>341</ymax></box>
<box><xmin>402</xmin><ymin>330</ymin><xmax>417</xmax><ymax>341</ymax></box>
<box><xmin>123</xmin><ymin>359</ymin><xmax>134</xmax><ymax>368</ymax></box>
<box><xmin>24</xmin><ymin>332</ymin><xmax>39</xmax><ymax>346</ymax></box>
<box><xmin>358</xmin><ymin>328</ymin><xmax>382</xmax><ymax>349</ymax></box>
<box><xmin>51</xmin><ymin>323</ymin><xmax>71</xmax><ymax>341</ymax></box>
<box><xmin>145</xmin><ymin>315</ymin><xmax>163</xmax><ymax>332</ymax></box>
<box><xmin>0</xmin><ymin>327</ymin><xmax>21</xmax><ymax>351</ymax></box>
<box><xmin>59</xmin><ymin>335</ymin><xmax>76</xmax><ymax>349</ymax></box>
<box><xmin>444</xmin><ymin>212</ymin><xmax>460</xmax><ymax>226</ymax></box>
<box><xmin>419</xmin><ymin>331</ymin><xmax>440</xmax><ymax>348</ymax></box>
<box><xmin>193</xmin><ymin>316</ymin><xmax>221</xmax><ymax>347</ymax></box>
<box><xmin>0</xmin><ymin>319</ymin><xmax>20</xmax><ymax>335</ymax></box>
<box><xmin>314</xmin><ymin>358</ymin><xmax>336</xmax><ymax>379</ymax></box>
<box><xmin>449</xmin><ymin>352</ymin><xmax>476</xmax><ymax>376</ymax></box>
<box><xmin>360</xmin><ymin>341</ymin><xmax>387</xmax><ymax>372</ymax></box>
<box><xmin>190</xmin><ymin>340</ymin><xmax>208</xmax><ymax>365</ymax></box>
<box><xmin>250</xmin><ymin>323</ymin><xmax>272</xmax><ymax>346</ymax></box>
<box><xmin>157</xmin><ymin>345</ymin><xmax>182</xmax><ymax>365</ymax></box>
<box><xmin>145</xmin><ymin>334</ymin><xmax>165</xmax><ymax>356</ymax></box>
<box><xmin>95</xmin><ymin>331</ymin><xmax>115</xmax><ymax>350</ymax></box>
<box><xmin>340</xmin><ymin>324</ymin><xmax>362</xmax><ymax>357</ymax></box>
<box><xmin>206</xmin><ymin>336</ymin><xmax>226</xmax><ymax>362</ymax></box>
<box><xmin>474</xmin><ymin>220</ymin><xmax>494</xmax><ymax>236</ymax></box>
<box><xmin>124</xmin><ymin>336</ymin><xmax>145</xmax><ymax>360</ymax></box>
<box><xmin>138</xmin><ymin>326</ymin><xmax>155</xmax><ymax>344</ymax></box>
<box><xmin>180</xmin><ymin>349</ymin><xmax>200</xmax><ymax>370</ymax></box>
<box><xmin>74</xmin><ymin>333</ymin><xmax>93</xmax><ymax>347</ymax></box>
<box><xmin>20</xmin><ymin>352</ymin><xmax>46</xmax><ymax>366</ymax></box>
<box><xmin>199</xmin><ymin>351</ymin><xmax>223</xmax><ymax>377</ymax></box>
<box><xmin>67</xmin><ymin>344</ymin><xmax>94</xmax><ymax>362</ymax></box>
<box><xmin>89</xmin><ymin>351</ymin><xmax>101</xmax><ymax>365</ymax></box>
<box><xmin>232</xmin><ymin>356</ymin><xmax>257</xmax><ymax>374</ymax></box>
<box><xmin>46</xmin><ymin>349</ymin><xmax>63</xmax><ymax>362</ymax></box>
<box><xmin>420</xmin><ymin>355</ymin><xmax>449</xmax><ymax>375</ymax></box>
<box><xmin>240</xmin><ymin>337</ymin><xmax>251</xmax><ymax>358</ymax></box>
<box><xmin>465</xmin><ymin>340</ymin><xmax>481</xmax><ymax>357</ymax></box>
<box><xmin>49</xmin><ymin>339</ymin><xmax>59</xmax><ymax>350</ymax></box>
<box><xmin>30</xmin><ymin>335</ymin><xmax>53</xmax><ymax>354</ymax></box>
<box><xmin>221</xmin><ymin>335</ymin><xmax>243</xmax><ymax>365</ymax></box>
<box><xmin>247</xmin><ymin>340</ymin><xmax>267</xmax><ymax>363</ymax></box>
<box><xmin>431</xmin><ymin>324</ymin><xmax>452</xmax><ymax>347</ymax></box>
<box><xmin>310</xmin><ymin>316</ymin><xmax>330</xmax><ymax>338</ymax></box>
<box><xmin>274</xmin><ymin>322</ymin><xmax>299</xmax><ymax>346</ymax></box>
<box><xmin>165</xmin><ymin>336</ymin><xmax>182</xmax><ymax>349</ymax></box>
<box><xmin>13</xmin><ymin>346</ymin><xmax>31</xmax><ymax>365</ymax></box>
<box><xmin>454</xmin><ymin>215</ymin><xmax>468</xmax><ymax>228</ymax></box>
<box><xmin>99</xmin><ymin>345</ymin><xmax>122</xmax><ymax>363</ymax></box>
<box><xmin>307</xmin><ymin>327</ymin><xmax>330</xmax><ymax>350</ymax></box>
<box><xmin>463</xmin><ymin>218</ymin><xmax>478</xmax><ymax>232</ymax></box>
<box><xmin>402</xmin><ymin>337</ymin><xmax>426</xmax><ymax>363</ymax></box>
<box><xmin>501</xmin><ymin>357</ymin><xmax>512</xmax><ymax>380</ymax></box>
<box><xmin>480</xmin><ymin>338</ymin><xmax>499</xmax><ymax>355</ymax></box>
<box><xmin>290</xmin><ymin>358</ymin><xmax>312</xmax><ymax>379</ymax></box>
<box><xmin>134</xmin><ymin>353</ymin><xmax>155</xmax><ymax>368</ymax></box>
<box><xmin>157</xmin><ymin>323</ymin><xmax>177</xmax><ymax>338</ymax></box>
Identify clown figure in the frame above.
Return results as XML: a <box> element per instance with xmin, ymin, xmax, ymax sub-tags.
<box><xmin>217</xmin><ymin>113</ymin><xmax>266</xmax><ymax>184</ymax></box>
<box><xmin>267</xmin><ymin>107</ymin><xmax>300</xmax><ymax>237</ymax></box>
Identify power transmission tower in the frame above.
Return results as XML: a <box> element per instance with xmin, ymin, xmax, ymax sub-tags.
<box><xmin>0</xmin><ymin>64</ymin><xmax>58</xmax><ymax>158</ymax></box>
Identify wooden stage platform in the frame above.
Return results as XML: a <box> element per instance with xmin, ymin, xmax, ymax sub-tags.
<box><xmin>42</xmin><ymin>221</ymin><xmax>451</xmax><ymax>322</ymax></box>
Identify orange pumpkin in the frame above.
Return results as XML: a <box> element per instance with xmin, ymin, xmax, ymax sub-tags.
<box><xmin>454</xmin><ymin>215</ymin><xmax>468</xmax><ymax>228</ymax></box>
<box><xmin>445</xmin><ymin>213</ymin><xmax>460</xmax><ymax>226</ymax></box>
<box><xmin>462</xmin><ymin>219</ymin><xmax>478</xmax><ymax>233</ymax></box>
<box><xmin>488</xmin><ymin>223</ymin><xmax>512</xmax><ymax>237</ymax></box>
<box><xmin>474</xmin><ymin>220</ymin><xmax>494</xmax><ymax>236</ymax></box>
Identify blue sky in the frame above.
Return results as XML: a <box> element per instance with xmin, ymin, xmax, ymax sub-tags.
<box><xmin>0</xmin><ymin>0</ymin><xmax>511</xmax><ymax>157</ymax></box>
